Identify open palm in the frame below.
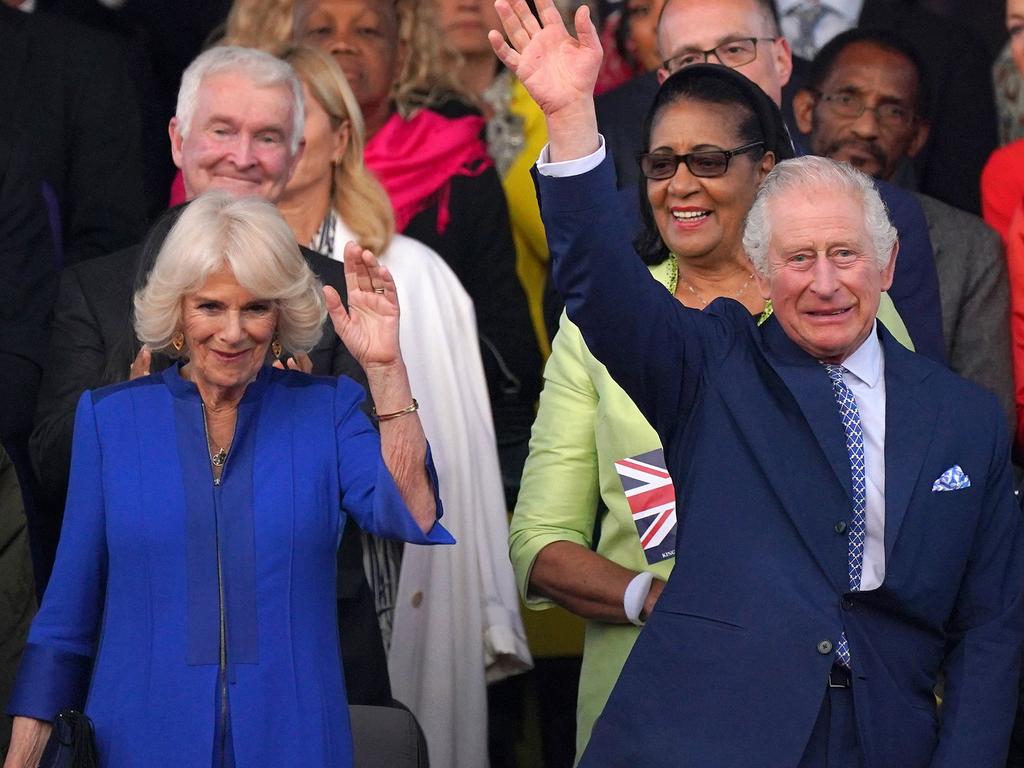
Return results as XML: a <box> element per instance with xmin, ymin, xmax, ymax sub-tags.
<box><xmin>488</xmin><ymin>0</ymin><xmax>603</xmax><ymax>117</ymax></box>
<box><xmin>326</xmin><ymin>242</ymin><xmax>400</xmax><ymax>370</ymax></box>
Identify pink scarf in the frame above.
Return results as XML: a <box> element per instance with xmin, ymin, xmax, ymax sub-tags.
<box><xmin>365</xmin><ymin>109</ymin><xmax>493</xmax><ymax>235</ymax></box>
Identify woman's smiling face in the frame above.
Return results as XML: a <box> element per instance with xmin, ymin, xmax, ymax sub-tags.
<box><xmin>180</xmin><ymin>266</ymin><xmax>279</xmax><ymax>397</ymax></box>
<box><xmin>646</xmin><ymin>98</ymin><xmax>768</xmax><ymax>263</ymax></box>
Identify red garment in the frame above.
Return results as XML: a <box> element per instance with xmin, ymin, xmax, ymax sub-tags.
<box><xmin>364</xmin><ymin>109</ymin><xmax>492</xmax><ymax>235</ymax></box>
<box><xmin>1003</xmin><ymin>206</ymin><xmax>1024</xmax><ymax>451</ymax></box>
<box><xmin>981</xmin><ymin>139</ymin><xmax>1024</xmax><ymax>242</ymax></box>
<box><xmin>595</xmin><ymin>10</ymin><xmax>644</xmax><ymax>96</ymax></box>
<box><xmin>981</xmin><ymin>140</ymin><xmax>1024</xmax><ymax>451</ymax></box>
<box><xmin>168</xmin><ymin>170</ymin><xmax>186</xmax><ymax>208</ymax></box>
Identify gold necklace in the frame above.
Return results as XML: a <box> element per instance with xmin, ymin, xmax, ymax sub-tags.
<box><xmin>667</xmin><ymin>253</ymin><xmax>772</xmax><ymax>324</ymax></box>
<box><xmin>669</xmin><ymin>253</ymin><xmax>754</xmax><ymax>307</ymax></box>
<box><xmin>200</xmin><ymin>403</ymin><xmax>230</xmax><ymax>469</ymax></box>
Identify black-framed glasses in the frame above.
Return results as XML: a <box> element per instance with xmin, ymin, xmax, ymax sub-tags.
<box><xmin>813</xmin><ymin>90</ymin><xmax>914</xmax><ymax>127</ymax></box>
<box><xmin>636</xmin><ymin>141</ymin><xmax>765</xmax><ymax>180</ymax></box>
<box><xmin>662</xmin><ymin>38</ymin><xmax>777</xmax><ymax>73</ymax></box>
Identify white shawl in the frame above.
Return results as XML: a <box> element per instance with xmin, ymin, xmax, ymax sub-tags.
<box><xmin>329</xmin><ymin>219</ymin><xmax>532</xmax><ymax>768</ymax></box>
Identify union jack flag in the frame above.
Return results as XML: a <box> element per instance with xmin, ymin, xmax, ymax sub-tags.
<box><xmin>613</xmin><ymin>448</ymin><xmax>677</xmax><ymax>565</ymax></box>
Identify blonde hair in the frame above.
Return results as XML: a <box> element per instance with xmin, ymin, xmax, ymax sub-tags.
<box><xmin>393</xmin><ymin>0</ymin><xmax>471</xmax><ymax>116</ymax></box>
<box><xmin>281</xmin><ymin>45</ymin><xmax>395</xmax><ymax>255</ymax></box>
<box><xmin>134</xmin><ymin>192</ymin><xmax>326</xmax><ymax>356</ymax></box>
<box><xmin>222</xmin><ymin>0</ymin><xmax>295</xmax><ymax>50</ymax></box>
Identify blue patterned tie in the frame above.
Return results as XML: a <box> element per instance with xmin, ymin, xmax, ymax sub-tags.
<box><xmin>824</xmin><ymin>364</ymin><xmax>866</xmax><ymax>668</ymax></box>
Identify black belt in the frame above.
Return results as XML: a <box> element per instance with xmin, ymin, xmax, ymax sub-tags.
<box><xmin>828</xmin><ymin>664</ymin><xmax>852</xmax><ymax>688</ymax></box>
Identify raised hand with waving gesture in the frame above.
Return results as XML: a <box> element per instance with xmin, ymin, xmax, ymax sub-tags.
<box><xmin>488</xmin><ymin>0</ymin><xmax>604</xmax><ymax>162</ymax></box>
<box><xmin>324</xmin><ymin>240</ymin><xmax>401</xmax><ymax>372</ymax></box>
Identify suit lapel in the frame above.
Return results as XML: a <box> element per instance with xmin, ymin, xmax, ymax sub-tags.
<box><xmin>710</xmin><ymin>315</ymin><xmax>851</xmax><ymax>593</ymax></box>
<box><xmin>761</xmin><ymin>318</ymin><xmax>853</xmax><ymax>499</ymax></box>
<box><xmin>880</xmin><ymin>329</ymin><xmax>938</xmax><ymax>561</ymax></box>
<box><xmin>857</xmin><ymin>0</ymin><xmax>895</xmax><ymax>28</ymax></box>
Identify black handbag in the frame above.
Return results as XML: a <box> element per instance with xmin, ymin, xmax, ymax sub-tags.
<box><xmin>38</xmin><ymin>710</ymin><xmax>99</xmax><ymax>768</ymax></box>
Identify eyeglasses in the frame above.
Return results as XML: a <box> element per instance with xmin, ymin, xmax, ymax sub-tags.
<box><xmin>662</xmin><ymin>38</ymin><xmax>777</xmax><ymax>73</ymax></box>
<box><xmin>636</xmin><ymin>141</ymin><xmax>765</xmax><ymax>180</ymax></box>
<box><xmin>813</xmin><ymin>90</ymin><xmax>914</xmax><ymax>127</ymax></box>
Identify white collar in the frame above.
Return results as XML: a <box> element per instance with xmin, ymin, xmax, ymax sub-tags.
<box><xmin>837</xmin><ymin>321</ymin><xmax>882</xmax><ymax>389</ymax></box>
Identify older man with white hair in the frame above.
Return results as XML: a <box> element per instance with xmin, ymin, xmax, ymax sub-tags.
<box><xmin>492</xmin><ymin>1</ymin><xmax>1023</xmax><ymax>765</ymax></box>
<box><xmin>28</xmin><ymin>46</ymin><xmax>393</xmax><ymax>709</ymax></box>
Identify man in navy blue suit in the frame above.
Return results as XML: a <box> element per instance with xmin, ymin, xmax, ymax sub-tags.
<box><xmin>491</xmin><ymin>0</ymin><xmax>1023</xmax><ymax>764</ymax></box>
<box><xmin>591</xmin><ymin>0</ymin><xmax>946</xmax><ymax>362</ymax></box>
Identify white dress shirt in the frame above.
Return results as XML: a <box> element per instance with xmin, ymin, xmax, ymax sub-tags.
<box><xmin>776</xmin><ymin>0</ymin><xmax>864</xmax><ymax>58</ymax></box>
<box><xmin>536</xmin><ymin>139</ymin><xmax>887</xmax><ymax>589</ymax></box>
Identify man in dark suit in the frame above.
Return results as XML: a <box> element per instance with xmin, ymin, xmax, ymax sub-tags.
<box><xmin>0</xmin><ymin>443</ymin><xmax>35</xmax><ymax>756</ymax></box>
<box><xmin>0</xmin><ymin>132</ymin><xmax>58</xmax><ymax>595</ymax></box>
<box><xmin>776</xmin><ymin>0</ymin><xmax>998</xmax><ymax>215</ymax></box>
<box><xmin>588</xmin><ymin>0</ymin><xmax>946</xmax><ymax>362</ymax></box>
<box><xmin>492</xmin><ymin>1</ymin><xmax>1022</xmax><ymax>763</ymax></box>
<box><xmin>0</xmin><ymin>3</ymin><xmax>147</xmax><ymax>265</ymax></box>
<box><xmin>792</xmin><ymin>29</ymin><xmax>1016</xmax><ymax>435</ymax></box>
<box><xmin>29</xmin><ymin>45</ymin><xmax>391</xmax><ymax>707</ymax></box>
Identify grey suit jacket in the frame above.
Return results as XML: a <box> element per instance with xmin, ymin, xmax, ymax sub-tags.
<box><xmin>915</xmin><ymin>192</ymin><xmax>1015</xmax><ymax>430</ymax></box>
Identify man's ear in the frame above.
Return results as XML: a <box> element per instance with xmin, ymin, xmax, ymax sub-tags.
<box><xmin>773</xmin><ymin>37</ymin><xmax>794</xmax><ymax>88</ymax></box>
<box><xmin>791</xmin><ymin>89</ymin><xmax>816</xmax><ymax>136</ymax></box>
<box><xmin>905</xmin><ymin>119</ymin><xmax>930</xmax><ymax>160</ymax></box>
<box><xmin>657</xmin><ymin>67</ymin><xmax>670</xmax><ymax>85</ymax></box>
<box><xmin>755</xmin><ymin>265</ymin><xmax>772</xmax><ymax>301</ymax></box>
<box><xmin>880</xmin><ymin>240</ymin><xmax>898</xmax><ymax>292</ymax></box>
<box><xmin>169</xmin><ymin>117</ymin><xmax>185</xmax><ymax>170</ymax></box>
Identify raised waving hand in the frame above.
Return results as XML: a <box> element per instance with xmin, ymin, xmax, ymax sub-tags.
<box><xmin>325</xmin><ymin>241</ymin><xmax>401</xmax><ymax>371</ymax></box>
<box><xmin>488</xmin><ymin>0</ymin><xmax>603</xmax><ymax>161</ymax></box>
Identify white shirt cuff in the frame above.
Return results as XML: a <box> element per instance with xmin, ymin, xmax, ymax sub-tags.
<box><xmin>536</xmin><ymin>136</ymin><xmax>607</xmax><ymax>177</ymax></box>
<box><xmin>623</xmin><ymin>570</ymin><xmax>655</xmax><ymax>627</ymax></box>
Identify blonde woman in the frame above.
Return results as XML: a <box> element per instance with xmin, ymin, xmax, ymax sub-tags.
<box><xmin>294</xmin><ymin>0</ymin><xmax>541</xmax><ymax>510</ymax></box>
<box><xmin>4</xmin><ymin>192</ymin><xmax>452</xmax><ymax>768</ymax></box>
<box><xmin>276</xmin><ymin>45</ymin><xmax>531</xmax><ymax>768</ymax></box>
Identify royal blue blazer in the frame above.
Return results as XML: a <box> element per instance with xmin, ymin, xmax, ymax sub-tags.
<box><xmin>8</xmin><ymin>364</ymin><xmax>453</xmax><ymax>766</ymax></box>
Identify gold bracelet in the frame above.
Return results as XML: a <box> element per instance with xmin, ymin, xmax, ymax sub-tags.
<box><xmin>373</xmin><ymin>399</ymin><xmax>419</xmax><ymax>422</ymax></box>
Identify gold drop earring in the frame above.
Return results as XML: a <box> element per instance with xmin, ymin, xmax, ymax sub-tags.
<box><xmin>271</xmin><ymin>338</ymin><xmax>283</xmax><ymax>359</ymax></box>
<box><xmin>171</xmin><ymin>331</ymin><xmax>185</xmax><ymax>353</ymax></box>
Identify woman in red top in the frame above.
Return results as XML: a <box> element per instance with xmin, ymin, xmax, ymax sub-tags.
<box><xmin>981</xmin><ymin>0</ymin><xmax>1024</xmax><ymax>451</ymax></box>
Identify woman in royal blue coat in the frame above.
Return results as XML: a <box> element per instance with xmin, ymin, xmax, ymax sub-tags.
<box><xmin>4</xmin><ymin>192</ymin><xmax>454</xmax><ymax>767</ymax></box>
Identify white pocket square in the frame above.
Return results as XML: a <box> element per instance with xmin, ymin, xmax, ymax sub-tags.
<box><xmin>932</xmin><ymin>465</ymin><xmax>971</xmax><ymax>492</ymax></box>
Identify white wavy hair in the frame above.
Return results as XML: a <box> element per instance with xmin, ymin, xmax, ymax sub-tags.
<box><xmin>743</xmin><ymin>155</ymin><xmax>897</xmax><ymax>277</ymax></box>
<box><xmin>134</xmin><ymin>192</ymin><xmax>326</xmax><ymax>356</ymax></box>
<box><xmin>175</xmin><ymin>45</ymin><xmax>306</xmax><ymax>154</ymax></box>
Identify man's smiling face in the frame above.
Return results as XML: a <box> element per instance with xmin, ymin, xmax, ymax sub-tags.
<box><xmin>755</xmin><ymin>185</ymin><xmax>896</xmax><ymax>363</ymax></box>
<box><xmin>170</xmin><ymin>71</ymin><xmax>300</xmax><ymax>203</ymax></box>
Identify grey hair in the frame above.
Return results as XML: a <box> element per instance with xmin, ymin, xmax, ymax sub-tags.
<box><xmin>742</xmin><ymin>155</ymin><xmax>897</xmax><ymax>277</ymax></box>
<box><xmin>134</xmin><ymin>191</ymin><xmax>326</xmax><ymax>356</ymax></box>
<box><xmin>176</xmin><ymin>45</ymin><xmax>306</xmax><ymax>154</ymax></box>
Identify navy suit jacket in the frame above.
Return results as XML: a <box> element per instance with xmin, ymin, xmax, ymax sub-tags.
<box><xmin>541</xmin><ymin>155</ymin><xmax>1023</xmax><ymax>767</ymax></box>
